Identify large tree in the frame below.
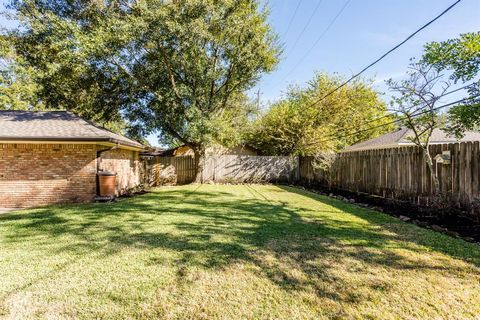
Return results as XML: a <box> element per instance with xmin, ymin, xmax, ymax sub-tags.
<box><xmin>0</xmin><ymin>35</ymin><xmax>43</xmax><ymax>110</ymax></box>
<box><xmin>246</xmin><ymin>73</ymin><xmax>393</xmax><ymax>156</ymax></box>
<box><xmin>422</xmin><ymin>32</ymin><xmax>480</xmax><ymax>137</ymax></box>
<box><xmin>4</xmin><ymin>0</ymin><xmax>280</xmax><ymax>181</ymax></box>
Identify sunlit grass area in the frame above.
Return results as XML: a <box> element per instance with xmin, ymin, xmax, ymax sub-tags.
<box><xmin>1</xmin><ymin>184</ymin><xmax>479</xmax><ymax>319</ymax></box>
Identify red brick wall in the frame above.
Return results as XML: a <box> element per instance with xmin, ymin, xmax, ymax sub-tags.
<box><xmin>98</xmin><ymin>148</ymin><xmax>141</xmax><ymax>195</ymax></box>
<box><xmin>0</xmin><ymin>144</ymin><xmax>143</xmax><ymax>208</ymax></box>
<box><xmin>0</xmin><ymin>143</ymin><xmax>97</xmax><ymax>207</ymax></box>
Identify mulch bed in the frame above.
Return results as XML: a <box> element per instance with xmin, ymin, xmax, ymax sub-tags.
<box><xmin>293</xmin><ymin>183</ymin><xmax>480</xmax><ymax>245</ymax></box>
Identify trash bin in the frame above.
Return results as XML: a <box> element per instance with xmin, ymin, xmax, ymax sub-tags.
<box><xmin>97</xmin><ymin>171</ymin><xmax>117</xmax><ymax>197</ymax></box>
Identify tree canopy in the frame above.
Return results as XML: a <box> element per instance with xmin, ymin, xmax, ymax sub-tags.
<box><xmin>422</xmin><ymin>32</ymin><xmax>480</xmax><ymax>137</ymax></box>
<box><xmin>245</xmin><ymin>73</ymin><xmax>393</xmax><ymax>156</ymax></box>
<box><xmin>2</xmin><ymin>0</ymin><xmax>280</xmax><ymax>157</ymax></box>
<box><xmin>0</xmin><ymin>35</ymin><xmax>43</xmax><ymax>110</ymax></box>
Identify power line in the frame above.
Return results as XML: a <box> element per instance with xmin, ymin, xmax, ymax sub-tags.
<box><xmin>324</xmin><ymin>83</ymin><xmax>476</xmax><ymax>142</ymax></box>
<box><xmin>337</xmin><ymin>82</ymin><xmax>477</xmax><ymax>136</ymax></box>
<box><xmin>282</xmin><ymin>0</ymin><xmax>303</xmax><ymax>39</ymax></box>
<box><xmin>302</xmin><ymin>0</ymin><xmax>463</xmax><ymax>111</ymax></box>
<box><xmin>309</xmin><ymin>95</ymin><xmax>476</xmax><ymax>146</ymax></box>
<box><xmin>286</xmin><ymin>0</ymin><xmax>324</xmax><ymax>58</ymax></box>
<box><xmin>277</xmin><ymin>0</ymin><xmax>352</xmax><ymax>86</ymax></box>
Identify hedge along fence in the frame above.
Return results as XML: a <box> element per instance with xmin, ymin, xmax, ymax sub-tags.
<box><xmin>299</xmin><ymin>142</ymin><xmax>480</xmax><ymax>217</ymax></box>
<box><xmin>143</xmin><ymin>155</ymin><xmax>299</xmax><ymax>185</ymax></box>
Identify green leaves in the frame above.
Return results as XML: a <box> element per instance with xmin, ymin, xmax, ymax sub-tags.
<box><xmin>422</xmin><ymin>32</ymin><xmax>480</xmax><ymax>138</ymax></box>
<box><xmin>246</xmin><ymin>73</ymin><xmax>392</xmax><ymax>156</ymax></box>
<box><xmin>0</xmin><ymin>35</ymin><xmax>43</xmax><ymax>110</ymax></box>
<box><xmin>3</xmin><ymin>0</ymin><xmax>280</xmax><ymax>147</ymax></box>
<box><xmin>127</xmin><ymin>0</ymin><xmax>280</xmax><ymax>149</ymax></box>
<box><xmin>423</xmin><ymin>32</ymin><xmax>480</xmax><ymax>82</ymax></box>
<box><xmin>445</xmin><ymin>102</ymin><xmax>480</xmax><ymax>138</ymax></box>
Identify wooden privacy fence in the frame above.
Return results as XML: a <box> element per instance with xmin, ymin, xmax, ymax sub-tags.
<box><xmin>299</xmin><ymin>142</ymin><xmax>480</xmax><ymax>213</ymax></box>
<box><xmin>143</xmin><ymin>156</ymin><xmax>196</xmax><ymax>185</ymax></box>
<box><xmin>143</xmin><ymin>155</ymin><xmax>299</xmax><ymax>185</ymax></box>
<box><xmin>203</xmin><ymin>155</ymin><xmax>298</xmax><ymax>183</ymax></box>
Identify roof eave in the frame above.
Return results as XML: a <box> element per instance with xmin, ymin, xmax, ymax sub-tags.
<box><xmin>0</xmin><ymin>137</ymin><xmax>145</xmax><ymax>151</ymax></box>
<box><xmin>342</xmin><ymin>143</ymin><xmax>407</xmax><ymax>152</ymax></box>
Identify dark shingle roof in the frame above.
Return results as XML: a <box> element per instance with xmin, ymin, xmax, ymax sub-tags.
<box><xmin>0</xmin><ymin>110</ymin><xmax>144</xmax><ymax>149</ymax></box>
<box><xmin>344</xmin><ymin>127</ymin><xmax>480</xmax><ymax>152</ymax></box>
<box><xmin>140</xmin><ymin>147</ymin><xmax>170</xmax><ymax>157</ymax></box>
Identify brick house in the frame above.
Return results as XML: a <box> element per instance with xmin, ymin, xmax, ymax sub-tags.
<box><xmin>0</xmin><ymin>111</ymin><xmax>145</xmax><ymax>208</ymax></box>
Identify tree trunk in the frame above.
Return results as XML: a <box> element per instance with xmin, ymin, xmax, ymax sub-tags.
<box><xmin>423</xmin><ymin>147</ymin><xmax>441</xmax><ymax>195</ymax></box>
<box><xmin>193</xmin><ymin>148</ymin><xmax>206</xmax><ymax>184</ymax></box>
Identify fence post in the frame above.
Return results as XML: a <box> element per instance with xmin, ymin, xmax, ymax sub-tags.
<box><xmin>294</xmin><ymin>156</ymin><xmax>300</xmax><ymax>182</ymax></box>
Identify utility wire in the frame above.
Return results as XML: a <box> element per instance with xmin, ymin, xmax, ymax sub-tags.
<box><xmin>287</xmin><ymin>0</ymin><xmax>324</xmax><ymax>57</ymax></box>
<box><xmin>282</xmin><ymin>0</ymin><xmax>303</xmax><ymax>39</ymax></box>
<box><xmin>332</xmin><ymin>82</ymin><xmax>477</xmax><ymax>138</ymax></box>
<box><xmin>277</xmin><ymin>0</ymin><xmax>352</xmax><ymax>86</ymax></box>
<box><xmin>306</xmin><ymin>83</ymin><xmax>474</xmax><ymax>145</ymax></box>
<box><xmin>301</xmin><ymin>0</ymin><xmax>463</xmax><ymax>111</ymax></box>
<box><xmin>308</xmin><ymin>95</ymin><xmax>476</xmax><ymax>146</ymax></box>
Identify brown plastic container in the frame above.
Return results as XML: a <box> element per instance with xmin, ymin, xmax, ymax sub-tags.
<box><xmin>97</xmin><ymin>171</ymin><xmax>117</xmax><ymax>197</ymax></box>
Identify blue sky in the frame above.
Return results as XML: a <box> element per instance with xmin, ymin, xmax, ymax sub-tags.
<box><xmin>252</xmin><ymin>0</ymin><xmax>480</xmax><ymax>104</ymax></box>
<box><xmin>1</xmin><ymin>0</ymin><xmax>479</xmax><ymax>146</ymax></box>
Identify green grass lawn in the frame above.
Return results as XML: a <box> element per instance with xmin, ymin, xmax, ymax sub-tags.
<box><xmin>1</xmin><ymin>185</ymin><xmax>479</xmax><ymax>319</ymax></box>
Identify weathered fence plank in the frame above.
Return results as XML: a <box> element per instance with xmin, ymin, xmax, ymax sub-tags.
<box><xmin>142</xmin><ymin>156</ymin><xmax>196</xmax><ymax>185</ymax></box>
<box><xmin>299</xmin><ymin>142</ymin><xmax>480</xmax><ymax>217</ymax></box>
<box><xmin>205</xmin><ymin>155</ymin><xmax>298</xmax><ymax>183</ymax></box>
<box><xmin>145</xmin><ymin>155</ymin><xmax>299</xmax><ymax>185</ymax></box>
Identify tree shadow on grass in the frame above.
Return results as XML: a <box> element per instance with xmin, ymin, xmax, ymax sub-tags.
<box><xmin>278</xmin><ymin>186</ymin><xmax>480</xmax><ymax>267</ymax></box>
<box><xmin>1</xmin><ymin>185</ymin><xmax>479</xmax><ymax>309</ymax></box>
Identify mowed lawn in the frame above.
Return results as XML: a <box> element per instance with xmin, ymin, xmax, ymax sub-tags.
<box><xmin>1</xmin><ymin>185</ymin><xmax>479</xmax><ymax>319</ymax></box>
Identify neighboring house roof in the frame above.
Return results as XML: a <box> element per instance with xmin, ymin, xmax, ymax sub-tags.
<box><xmin>344</xmin><ymin>127</ymin><xmax>480</xmax><ymax>152</ymax></box>
<box><xmin>156</xmin><ymin>144</ymin><xmax>259</xmax><ymax>157</ymax></box>
<box><xmin>0</xmin><ymin>110</ymin><xmax>144</xmax><ymax>149</ymax></box>
<box><xmin>142</xmin><ymin>145</ymin><xmax>191</xmax><ymax>157</ymax></box>
<box><xmin>140</xmin><ymin>147</ymin><xmax>169</xmax><ymax>157</ymax></box>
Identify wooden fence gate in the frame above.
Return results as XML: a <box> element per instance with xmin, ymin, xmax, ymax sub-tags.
<box><xmin>143</xmin><ymin>156</ymin><xmax>196</xmax><ymax>185</ymax></box>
